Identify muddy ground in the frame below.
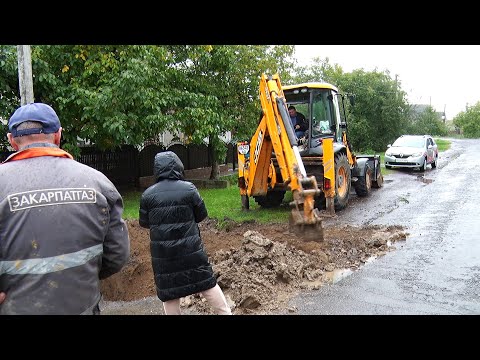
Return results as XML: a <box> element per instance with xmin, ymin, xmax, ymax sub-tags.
<box><xmin>100</xmin><ymin>217</ymin><xmax>408</xmax><ymax>315</ymax></box>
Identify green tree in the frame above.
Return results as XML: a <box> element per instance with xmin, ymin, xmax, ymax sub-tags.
<box><xmin>0</xmin><ymin>46</ymin><xmax>20</xmax><ymax>151</ymax></box>
<box><xmin>408</xmin><ymin>105</ymin><xmax>448</xmax><ymax>136</ymax></box>
<box><xmin>1</xmin><ymin>45</ymin><xmax>176</xmax><ymax>156</ymax></box>
<box><xmin>453</xmin><ymin>102</ymin><xmax>480</xmax><ymax>138</ymax></box>
<box><xmin>288</xmin><ymin>56</ymin><xmax>344</xmax><ymax>85</ymax></box>
<box><xmin>330</xmin><ymin>68</ymin><xmax>411</xmax><ymax>151</ymax></box>
<box><xmin>32</xmin><ymin>45</ymin><xmax>176</xmax><ymax>155</ymax></box>
<box><xmin>0</xmin><ymin>45</ymin><xmax>295</xmax><ymax>178</ymax></box>
<box><xmin>166</xmin><ymin>45</ymin><xmax>295</xmax><ymax>179</ymax></box>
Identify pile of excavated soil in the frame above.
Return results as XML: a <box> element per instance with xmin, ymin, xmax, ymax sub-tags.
<box><xmin>100</xmin><ymin>218</ymin><xmax>407</xmax><ymax>315</ymax></box>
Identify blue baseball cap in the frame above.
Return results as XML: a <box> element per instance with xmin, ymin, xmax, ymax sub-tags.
<box><xmin>8</xmin><ymin>102</ymin><xmax>61</xmax><ymax>137</ymax></box>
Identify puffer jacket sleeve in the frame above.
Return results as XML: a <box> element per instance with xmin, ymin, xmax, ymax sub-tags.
<box><xmin>191</xmin><ymin>185</ymin><xmax>208</xmax><ymax>223</ymax></box>
<box><xmin>99</xmin><ymin>188</ymin><xmax>130</xmax><ymax>280</ymax></box>
<box><xmin>139</xmin><ymin>192</ymin><xmax>150</xmax><ymax>229</ymax></box>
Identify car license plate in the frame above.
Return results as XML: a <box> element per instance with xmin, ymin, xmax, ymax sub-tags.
<box><xmin>396</xmin><ymin>158</ymin><xmax>409</xmax><ymax>163</ymax></box>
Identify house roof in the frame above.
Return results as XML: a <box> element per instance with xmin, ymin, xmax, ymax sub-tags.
<box><xmin>411</xmin><ymin>104</ymin><xmax>446</xmax><ymax>121</ymax></box>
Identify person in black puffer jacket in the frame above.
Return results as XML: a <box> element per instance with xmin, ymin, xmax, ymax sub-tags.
<box><xmin>139</xmin><ymin>151</ymin><xmax>231</xmax><ymax>315</ymax></box>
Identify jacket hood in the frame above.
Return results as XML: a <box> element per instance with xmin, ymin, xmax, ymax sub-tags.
<box><xmin>154</xmin><ymin>151</ymin><xmax>185</xmax><ymax>181</ymax></box>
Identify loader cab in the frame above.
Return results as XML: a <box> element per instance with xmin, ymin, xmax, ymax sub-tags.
<box><xmin>283</xmin><ymin>82</ymin><xmax>345</xmax><ymax>155</ymax></box>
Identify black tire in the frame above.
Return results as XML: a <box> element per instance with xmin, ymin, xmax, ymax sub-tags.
<box><xmin>253</xmin><ymin>190</ymin><xmax>286</xmax><ymax>208</ymax></box>
<box><xmin>241</xmin><ymin>195</ymin><xmax>250</xmax><ymax>210</ymax></box>
<box><xmin>420</xmin><ymin>157</ymin><xmax>427</xmax><ymax>171</ymax></box>
<box><xmin>354</xmin><ymin>163</ymin><xmax>372</xmax><ymax>197</ymax></box>
<box><xmin>314</xmin><ymin>193</ymin><xmax>326</xmax><ymax>210</ymax></box>
<box><xmin>334</xmin><ymin>153</ymin><xmax>351</xmax><ymax>211</ymax></box>
<box><xmin>385</xmin><ymin>164</ymin><xmax>392</xmax><ymax>169</ymax></box>
<box><xmin>431</xmin><ymin>155</ymin><xmax>438</xmax><ymax>169</ymax></box>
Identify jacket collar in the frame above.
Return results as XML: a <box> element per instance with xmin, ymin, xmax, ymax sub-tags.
<box><xmin>3</xmin><ymin>143</ymin><xmax>73</xmax><ymax>163</ymax></box>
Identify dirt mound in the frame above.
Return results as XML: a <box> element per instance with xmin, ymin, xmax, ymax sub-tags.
<box><xmin>100</xmin><ymin>218</ymin><xmax>407</xmax><ymax>314</ymax></box>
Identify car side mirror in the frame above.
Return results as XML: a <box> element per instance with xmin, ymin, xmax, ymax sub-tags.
<box><xmin>387</xmin><ymin>144</ymin><xmax>392</xmax><ymax>148</ymax></box>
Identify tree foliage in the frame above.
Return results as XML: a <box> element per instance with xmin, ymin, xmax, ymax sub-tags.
<box><xmin>157</xmin><ymin>45</ymin><xmax>295</xmax><ymax>178</ymax></box>
<box><xmin>0</xmin><ymin>45</ymin><xmax>295</xmax><ymax>177</ymax></box>
<box><xmin>336</xmin><ymin>69</ymin><xmax>411</xmax><ymax>151</ymax></box>
<box><xmin>1</xmin><ymin>45</ymin><xmax>178</xmax><ymax>155</ymax></box>
<box><xmin>288</xmin><ymin>56</ymin><xmax>344</xmax><ymax>85</ymax></box>
<box><xmin>408</xmin><ymin>105</ymin><xmax>448</xmax><ymax>136</ymax></box>
<box><xmin>453</xmin><ymin>102</ymin><xmax>480</xmax><ymax>138</ymax></box>
<box><xmin>31</xmin><ymin>45</ymin><xmax>177</xmax><ymax>155</ymax></box>
<box><xmin>165</xmin><ymin>45</ymin><xmax>295</xmax><ymax>140</ymax></box>
<box><xmin>0</xmin><ymin>46</ymin><xmax>20</xmax><ymax>150</ymax></box>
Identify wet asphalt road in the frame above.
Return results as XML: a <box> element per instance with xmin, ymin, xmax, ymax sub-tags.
<box><xmin>285</xmin><ymin>138</ymin><xmax>480</xmax><ymax>315</ymax></box>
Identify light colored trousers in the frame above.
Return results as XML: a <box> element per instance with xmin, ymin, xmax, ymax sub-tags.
<box><xmin>163</xmin><ymin>284</ymin><xmax>232</xmax><ymax>315</ymax></box>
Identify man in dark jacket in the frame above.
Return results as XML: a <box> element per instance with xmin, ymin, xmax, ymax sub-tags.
<box><xmin>0</xmin><ymin>103</ymin><xmax>130</xmax><ymax>315</ymax></box>
<box><xmin>139</xmin><ymin>151</ymin><xmax>231</xmax><ymax>315</ymax></box>
<box><xmin>288</xmin><ymin>105</ymin><xmax>308</xmax><ymax>138</ymax></box>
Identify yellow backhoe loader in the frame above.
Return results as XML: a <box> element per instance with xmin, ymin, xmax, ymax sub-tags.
<box><xmin>237</xmin><ymin>74</ymin><xmax>383</xmax><ymax>241</ymax></box>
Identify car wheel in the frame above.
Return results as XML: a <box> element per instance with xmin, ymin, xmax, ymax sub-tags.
<box><xmin>422</xmin><ymin>157</ymin><xmax>427</xmax><ymax>171</ymax></box>
<box><xmin>431</xmin><ymin>155</ymin><xmax>438</xmax><ymax>169</ymax></box>
<box><xmin>385</xmin><ymin>164</ymin><xmax>392</xmax><ymax>169</ymax></box>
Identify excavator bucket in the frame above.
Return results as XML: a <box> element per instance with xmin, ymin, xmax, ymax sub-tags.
<box><xmin>288</xmin><ymin>176</ymin><xmax>324</xmax><ymax>242</ymax></box>
<box><xmin>289</xmin><ymin>210</ymin><xmax>324</xmax><ymax>242</ymax></box>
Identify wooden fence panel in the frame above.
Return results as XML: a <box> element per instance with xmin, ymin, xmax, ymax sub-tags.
<box><xmin>138</xmin><ymin>144</ymin><xmax>165</xmax><ymax>177</ymax></box>
<box><xmin>225</xmin><ymin>142</ymin><xmax>238</xmax><ymax>169</ymax></box>
<box><xmin>187</xmin><ymin>143</ymin><xmax>210</xmax><ymax>169</ymax></box>
<box><xmin>1</xmin><ymin>141</ymin><xmax>238</xmax><ymax>189</ymax></box>
<box><xmin>77</xmin><ymin>145</ymin><xmax>139</xmax><ymax>188</ymax></box>
<box><xmin>166</xmin><ymin>143</ymin><xmax>189</xmax><ymax>169</ymax></box>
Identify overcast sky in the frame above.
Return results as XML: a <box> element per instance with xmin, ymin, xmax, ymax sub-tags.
<box><xmin>294</xmin><ymin>45</ymin><xmax>480</xmax><ymax>120</ymax></box>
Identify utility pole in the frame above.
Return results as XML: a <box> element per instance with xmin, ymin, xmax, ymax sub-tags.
<box><xmin>17</xmin><ymin>45</ymin><xmax>34</xmax><ymax>105</ymax></box>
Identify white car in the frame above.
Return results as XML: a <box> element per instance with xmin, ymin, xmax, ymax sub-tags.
<box><xmin>384</xmin><ymin>135</ymin><xmax>438</xmax><ymax>171</ymax></box>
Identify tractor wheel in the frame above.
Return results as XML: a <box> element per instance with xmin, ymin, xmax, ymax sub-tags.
<box><xmin>254</xmin><ymin>190</ymin><xmax>286</xmax><ymax>208</ymax></box>
<box><xmin>334</xmin><ymin>153</ymin><xmax>351</xmax><ymax>211</ymax></box>
<box><xmin>314</xmin><ymin>193</ymin><xmax>326</xmax><ymax>210</ymax></box>
<box><xmin>241</xmin><ymin>195</ymin><xmax>250</xmax><ymax>210</ymax></box>
<box><xmin>354</xmin><ymin>163</ymin><xmax>372</xmax><ymax>197</ymax></box>
<box><xmin>372</xmin><ymin>171</ymin><xmax>384</xmax><ymax>188</ymax></box>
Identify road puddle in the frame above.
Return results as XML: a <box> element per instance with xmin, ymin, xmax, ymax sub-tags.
<box><xmin>324</xmin><ymin>268</ymin><xmax>353</xmax><ymax>284</ymax></box>
<box><xmin>324</xmin><ymin>253</ymin><xmax>385</xmax><ymax>284</ymax></box>
<box><xmin>416</xmin><ymin>176</ymin><xmax>434</xmax><ymax>184</ymax></box>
